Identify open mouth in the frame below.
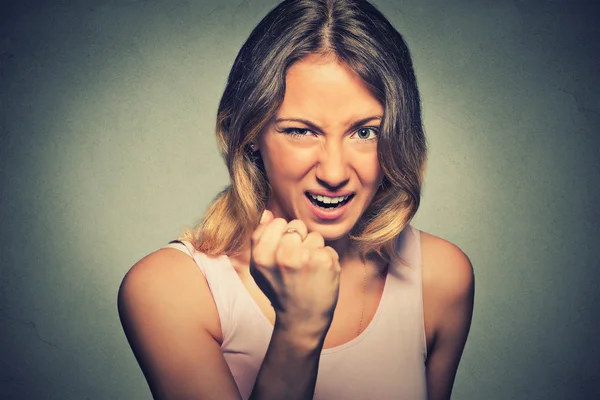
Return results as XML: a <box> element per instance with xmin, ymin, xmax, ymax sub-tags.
<box><xmin>305</xmin><ymin>192</ymin><xmax>355</xmax><ymax>209</ymax></box>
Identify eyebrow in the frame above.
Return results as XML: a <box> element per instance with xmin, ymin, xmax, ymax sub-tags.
<box><xmin>274</xmin><ymin>116</ymin><xmax>382</xmax><ymax>133</ymax></box>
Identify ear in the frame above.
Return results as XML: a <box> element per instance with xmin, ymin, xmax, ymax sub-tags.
<box><xmin>248</xmin><ymin>141</ymin><xmax>263</xmax><ymax>152</ymax></box>
<box><xmin>245</xmin><ymin>142</ymin><xmax>259</xmax><ymax>154</ymax></box>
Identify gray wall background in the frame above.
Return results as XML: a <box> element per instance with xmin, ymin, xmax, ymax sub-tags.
<box><xmin>1</xmin><ymin>0</ymin><xmax>598</xmax><ymax>399</ymax></box>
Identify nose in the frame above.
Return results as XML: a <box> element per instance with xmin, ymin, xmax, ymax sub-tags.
<box><xmin>315</xmin><ymin>141</ymin><xmax>350</xmax><ymax>190</ymax></box>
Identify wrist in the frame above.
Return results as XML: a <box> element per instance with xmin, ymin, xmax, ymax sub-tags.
<box><xmin>272</xmin><ymin>318</ymin><xmax>329</xmax><ymax>352</ymax></box>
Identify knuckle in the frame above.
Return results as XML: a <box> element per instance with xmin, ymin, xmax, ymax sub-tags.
<box><xmin>323</xmin><ymin>247</ymin><xmax>340</xmax><ymax>266</ymax></box>
<box><xmin>305</xmin><ymin>232</ymin><xmax>324</xmax><ymax>247</ymax></box>
<box><xmin>274</xmin><ymin>246</ymin><xmax>291</xmax><ymax>267</ymax></box>
<box><xmin>272</xmin><ymin>218</ymin><xmax>288</xmax><ymax>227</ymax></box>
<box><xmin>309</xmin><ymin>249</ymin><xmax>327</xmax><ymax>265</ymax></box>
<box><xmin>290</xmin><ymin>219</ymin><xmax>307</xmax><ymax>229</ymax></box>
<box><xmin>275</xmin><ymin>246</ymin><xmax>301</xmax><ymax>270</ymax></box>
<box><xmin>299</xmin><ymin>249</ymin><xmax>311</xmax><ymax>265</ymax></box>
<box><xmin>295</xmin><ymin>249</ymin><xmax>311</xmax><ymax>268</ymax></box>
<box><xmin>252</xmin><ymin>255</ymin><xmax>267</xmax><ymax>268</ymax></box>
<box><xmin>312</xmin><ymin>230</ymin><xmax>325</xmax><ymax>240</ymax></box>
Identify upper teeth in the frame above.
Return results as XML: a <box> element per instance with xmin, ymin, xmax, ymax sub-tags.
<box><xmin>310</xmin><ymin>194</ymin><xmax>350</xmax><ymax>204</ymax></box>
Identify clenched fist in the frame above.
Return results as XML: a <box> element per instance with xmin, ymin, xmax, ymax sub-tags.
<box><xmin>250</xmin><ymin>209</ymin><xmax>341</xmax><ymax>338</ymax></box>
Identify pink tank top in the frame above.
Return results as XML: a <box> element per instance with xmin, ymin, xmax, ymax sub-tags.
<box><xmin>165</xmin><ymin>224</ymin><xmax>427</xmax><ymax>399</ymax></box>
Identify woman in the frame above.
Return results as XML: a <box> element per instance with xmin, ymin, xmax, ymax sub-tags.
<box><xmin>118</xmin><ymin>1</ymin><xmax>474</xmax><ymax>399</ymax></box>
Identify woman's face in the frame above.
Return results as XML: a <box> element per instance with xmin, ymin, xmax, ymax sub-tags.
<box><xmin>257</xmin><ymin>53</ymin><xmax>384</xmax><ymax>242</ymax></box>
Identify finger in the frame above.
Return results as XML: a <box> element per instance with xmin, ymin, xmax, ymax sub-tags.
<box><xmin>251</xmin><ymin>209</ymin><xmax>276</xmax><ymax>248</ymax></box>
<box><xmin>249</xmin><ymin>210</ymin><xmax>281</xmax><ymax>306</ymax></box>
<box><xmin>279</xmin><ymin>219</ymin><xmax>309</xmax><ymax>244</ymax></box>
<box><xmin>252</xmin><ymin>217</ymin><xmax>288</xmax><ymax>268</ymax></box>
<box><xmin>310</xmin><ymin>246</ymin><xmax>341</xmax><ymax>272</ymax></box>
<box><xmin>262</xmin><ymin>209</ymin><xmax>274</xmax><ymax>224</ymax></box>
<box><xmin>275</xmin><ymin>219</ymin><xmax>310</xmax><ymax>268</ymax></box>
<box><xmin>302</xmin><ymin>231</ymin><xmax>325</xmax><ymax>250</ymax></box>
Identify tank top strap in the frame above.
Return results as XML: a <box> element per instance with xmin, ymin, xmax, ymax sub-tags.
<box><xmin>388</xmin><ymin>224</ymin><xmax>427</xmax><ymax>361</ymax></box>
<box><xmin>164</xmin><ymin>240</ymin><xmax>274</xmax><ymax>398</ymax></box>
<box><xmin>394</xmin><ymin>224</ymin><xmax>423</xmax><ymax>268</ymax></box>
<box><xmin>163</xmin><ymin>240</ymin><xmax>239</xmax><ymax>343</ymax></box>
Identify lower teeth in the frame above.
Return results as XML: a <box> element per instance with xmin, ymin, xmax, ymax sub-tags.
<box><xmin>318</xmin><ymin>203</ymin><xmax>341</xmax><ymax>209</ymax></box>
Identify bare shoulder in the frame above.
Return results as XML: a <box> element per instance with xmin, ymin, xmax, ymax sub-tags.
<box><xmin>120</xmin><ymin>248</ymin><xmax>197</xmax><ymax>294</ymax></box>
<box><xmin>418</xmin><ymin>230</ymin><xmax>475</xmax><ymax>398</ymax></box>
<box><xmin>419</xmin><ymin>230</ymin><xmax>474</xmax><ymax>303</ymax></box>
<box><xmin>117</xmin><ymin>248</ymin><xmax>239</xmax><ymax>399</ymax></box>
<box><xmin>118</xmin><ymin>247</ymin><xmax>222</xmax><ymax>344</ymax></box>
<box><xmin>119</xmin><ymin>248</ymin><xmax>202</xmax><ymax>309</ymax></box>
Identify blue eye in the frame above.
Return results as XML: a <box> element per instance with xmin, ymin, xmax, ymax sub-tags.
<box><xmin>280</xmin><ymin>126</ymin><xmax>379</xmax><ymax>141</ymax></box>
<box><xmin>355</xmin><ymin>127</ymin><xmax>378</xmax><ymax>141</ymax></box>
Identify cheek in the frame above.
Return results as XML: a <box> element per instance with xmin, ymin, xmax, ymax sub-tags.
<box><xmin>374</xmin><ymin>160</ymin><xmax>384</xmax><ymax>181</ymax></box>
<box><xmin>265</xmin><ymin>148</ymin><xmax>314</xmax><ymax>179</ymax></box>
<box><xmin>356</xmin><ymin>153</ymin><xmax>383</xmax><ymax>182</ymax></box>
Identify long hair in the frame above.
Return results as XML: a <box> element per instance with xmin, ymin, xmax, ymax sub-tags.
<box><xmin>182</xmin><ymin>0</ymin><xmax>427</xmax><ymax>265</ymax></box>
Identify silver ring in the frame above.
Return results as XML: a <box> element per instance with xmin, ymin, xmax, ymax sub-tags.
<box><xmin>283</xmin><ymin>227</ymin><xmax>304</xmax><ymax>240</ymax></box>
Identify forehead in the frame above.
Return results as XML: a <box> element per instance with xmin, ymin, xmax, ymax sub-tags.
<box><xmin>276</xmin><ymin>54</ymin><xmax>383</xmax><ymax>126</ymax></box>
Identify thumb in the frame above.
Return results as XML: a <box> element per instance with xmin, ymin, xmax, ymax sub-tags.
<box><xmin>260</xmin><ymin>209</ymin><xmax>274</xmax><ymax>224</ymax></box>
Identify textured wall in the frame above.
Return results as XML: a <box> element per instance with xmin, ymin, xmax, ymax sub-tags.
<box><xmin>1</xmin><ymin>0</ymin><xmax>598</xmax><ymax>399</ymax></box>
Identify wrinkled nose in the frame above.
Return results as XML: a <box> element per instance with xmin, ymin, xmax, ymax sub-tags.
<box><xmin>315</xmin><ymin>142</ymin><xmax>350</xmax><ymax>190</ymax></box>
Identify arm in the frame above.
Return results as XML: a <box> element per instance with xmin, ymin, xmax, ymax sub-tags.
<box><xmin>118</xmin><ymin>247</ymin><xmax>327</xmax><ymax>400</ymax></box>
<box><xmin>421</xmin><ymin>233</ymin><xmax>475</xmax><ymax>400</ymax></box>
<box><xmin>249</xmin><ymin>323</ymin><xmax>325</xmax><ymax>400</ymax></box>
<box><xmin>118</xmin><ymin>248</ymin><xmax>243</xmax><ymax>400</ymax></box>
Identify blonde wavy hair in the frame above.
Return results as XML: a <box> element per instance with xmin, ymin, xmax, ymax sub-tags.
<box><xmin>181</xmin><ymin>0</ymin><xmax>427</xmax><ymax>266</ymax></box>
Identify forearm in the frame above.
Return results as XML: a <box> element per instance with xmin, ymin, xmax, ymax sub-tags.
<box><xmin>249</xmin><ymin>323</ymin><xmax>325</xmax><ymax>400</ymax></box>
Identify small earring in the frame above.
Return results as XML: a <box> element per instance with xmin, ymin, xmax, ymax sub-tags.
<box><xmin>247</xmin><ymin>143</ymin><xmax>260</xmax><ymax>162</ymax></box>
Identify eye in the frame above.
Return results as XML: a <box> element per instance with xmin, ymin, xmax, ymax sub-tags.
<box><xmin>355</xmin><ymin>127</ymin><xmax>379</xmax><ymax>141</ymax></box>
<box><xmin>281</xmin><ymin>128</ymin><xmax>313</xmax><ymax>138</ymax></box>
<box><xmin>280</xmin><ymin>126</ymin><xmax>379</xmax><ymax>141</ymax></box>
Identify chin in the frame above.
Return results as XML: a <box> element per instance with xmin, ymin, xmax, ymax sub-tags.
<box><xmin>306</xmin><ymin>222</ymin><xmax>352</xmax><ymax>241</ymax></box>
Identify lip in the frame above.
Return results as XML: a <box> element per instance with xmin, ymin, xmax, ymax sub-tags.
<box><xmin>305</xmin><ymin>192</ymin><xmax>354</xmax><ymax>220</ymax></box>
